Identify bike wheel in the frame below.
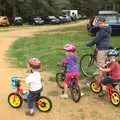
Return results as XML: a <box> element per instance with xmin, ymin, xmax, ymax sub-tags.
<box><xmin>8</xmin><ymin>93</ymin><xmax>23</xmax><ymax>108</ymax></box>
<box><xmin>80</xmin><ymin>54</ymin><xmax>97</xmax><ymax>78</ymax></box>
<box><xmin>36</xmin><ymin>96</ymin><xmax>52</xmax><ymax>112</ymax></box>
<box><xmin>111</xmin><ymin>91</ymin><xmax>120</xmax><ymax>107</ymax></box>
<box><xmin>90</xmin><ymin>81</ymin><xmax>102</xmax><ymax>93</ymax></box>
<box><xmin>56</xmin><ymin>73</ymin><xmax>65</xmax><ymax>89</ymax></box>
<box><xmin>71</xmin><ymin>84</ymin><xmax>81</xmax><ymax>103</ymax></box>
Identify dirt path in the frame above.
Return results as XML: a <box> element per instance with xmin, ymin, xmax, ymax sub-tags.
<box><xmin>0</xmin><ymin>21</ymin><xmax>120</xmax><ymax>120</ymax></box>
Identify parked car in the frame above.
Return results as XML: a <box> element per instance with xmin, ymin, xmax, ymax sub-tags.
<box><xmin>28</xmin><ymin>17</ymin><xmax>44</xmax><ymax>25</ymax></box>
<box><xmin>57</xmin><ymin>16</ymin><xmax>65</xmax><ymax>23</ymax></box>
<box><xmin>63</xmin><ymin>15</ymin><xmax>72</xmax><ymax>22</ymax></box>
<box><xmin>57</xmin><ymin>16</ymin><xmax>67</xmax><ymax>23</ymax></box>
<box><xmin>12</xmin><ymin>17</ymin><xmax>23</xmax><ymax>25</ymax></box>
<box><xmin>87</xmin><ymin>14</ymin><xmax>120</xmax><ymax>35</ymax></box>
<box><xmin>76</xmin><ymin>14</ymin><xmax>87</xmax><ymax>20</ymax></box>
<box><xmin>43</xmin><ymin>16</ymin><xmax>60</xmax><ymax>24</ymax></box>
<box><xmin>0</xmin><ymin>16</ymin><xmax>9</xmax><ymax>26</ymax></box>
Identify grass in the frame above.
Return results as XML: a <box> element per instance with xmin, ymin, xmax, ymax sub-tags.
<box><xmin>7</xmin><ymin>24</ymin><xmax>120</xmax><ymax>73</ymax></box>
<box><xmin>0</xmin><ymin>28</ymin><xmax>10</xmax><ymax>32</ymax></box>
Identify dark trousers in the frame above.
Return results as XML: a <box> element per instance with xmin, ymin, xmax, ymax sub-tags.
<box><xmin>102</xmin><ymin>77</ymin><xmax>120</xmax><ymax>87</ymax></box>
<box><xmin>27</xmin><ymin>89</ymin><xmax>42</xmax><ymax>109</ymax></box>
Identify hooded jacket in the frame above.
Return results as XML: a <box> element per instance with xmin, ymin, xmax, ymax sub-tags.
<box><xmin>94</xmin><ymin>26</ymin><xmax>112</xmax><ymax>50</ymax></box>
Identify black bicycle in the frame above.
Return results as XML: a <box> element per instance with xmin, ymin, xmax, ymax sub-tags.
<box><xmin>56</xmin><ymin>64</ymin><xmax>81</xmax><ymax>102</ymax></box>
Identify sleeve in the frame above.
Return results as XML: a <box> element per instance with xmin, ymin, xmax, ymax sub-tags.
<box><xmin>95</xmin><ymin>27</ymin><xmax>111</xmax><ymax>44</ymax></box>
<box><xmin>109</xmin><ymin>26</ymin><xmax>112</xmax><ymax>34</ymax></box>
<box><xmin>73</xmin><ymin>56</ymin><xmax>78</xmax><ymax>63</ymax></box>
<box><xmin>63</xmin><ymin>57</ymin><xmax>69</xmax><ymax>64</ymax></box>
<box><xmin>94</xmin><ymin>32</ymin><xmax>103</xmax><ymax>44</ymax></box>
<box><xmin>109</xmin><ymin>63</ymin><xmax>116</xmax><ymax>71</ymax></box>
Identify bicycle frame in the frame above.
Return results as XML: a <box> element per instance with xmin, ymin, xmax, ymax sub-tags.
<box><xmin>16</xmin><ymin>87</ymin><xmax>24</xmax><ymax>95</ymax></box>
<box><xmin>85</xmin><ymin>48</ymin><xmax>97</xmax><ymax>66</ymax></box>
<box><xmin>58</xmin><ymin>63</ymin><xmax>67</xmax><ymax>74</ymax></box>
<box><xmin>68</xmin><ymin>76</ymin><xmax>77</xmax><ymax>88</ymax></box>
<box><xmin>58</xmin><ymin>64</ymin><xmax>78</xmax><ymax>84</ymax></box>
<box><xmin>106</xmin><ymin>84</ymin><xmax>114</xmax><ymax>99</ymax></box>
<box><xmin>92</xmin><ymin>48</ymin><xmax>98</xmax><ymax>62</ymax></box>
<box><xmin>95</xmin><ymin>79</ymin><xmax>117</xmax><ymax>99</ymax></box>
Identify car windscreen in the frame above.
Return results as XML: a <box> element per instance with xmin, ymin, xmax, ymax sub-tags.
<box><xmin>94</xmin><ymin>15</ymin><xmax>120</xmax><ymax>25</ymax></box>
<box><xmin>118</xmin><ymin>15</ymin><xmax>120</xmax><ymax>23</ymax></box>
<box><xmin>105</xmin><ymin>16</ymin><xmax>118</xmax><ymax>24</ymax></box>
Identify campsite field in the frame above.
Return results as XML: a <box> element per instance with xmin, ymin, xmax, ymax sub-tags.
<box><xmin>0</xmin><ymin>20</ymin><xmax>120</xmax><ymax>120</ymax></box>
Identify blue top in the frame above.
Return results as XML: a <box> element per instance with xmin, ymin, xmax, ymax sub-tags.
<box><xmin>63</xmin><ymin>55</ymin><xmax>79</xmax><ymax>72</ymax></box>
<box><xmin>94</xmin><ymin>26</ymin><xmax>112</xmax><ymax>50</ymax></box>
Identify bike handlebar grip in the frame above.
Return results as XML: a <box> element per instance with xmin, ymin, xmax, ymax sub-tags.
<box><xmin>11</xmin><ymin>75</ymin><xmax>20</xmax><ymax>89</ymax></box>
<box><xmin>108</xmin><ymin>46</ymin><xmax>120</xmax><ymax>50</ymax></box>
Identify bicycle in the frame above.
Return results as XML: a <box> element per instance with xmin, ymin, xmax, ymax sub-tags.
<box><xmin>90</xmin><ymin>77</ymin><xmax>120</xmax><ymax>106</ymax></box>
<box><xmin>56</xmin><ymin>64</ymin><xmax>66</xmax><ymax>89</ymax></box>
<box><xmin>56</xmin><ymin>64</ymin><xmax>81</xmax><ymax>103</ymax></box>
<box><xmin>80</xmin><ymin>47</ymin><xmax>98</xmax><ymax>78</ymax></box>
<box><xmin>80</xmin><ymin>47</ymin><xmax>120</xmax><ymax>78</ymax></box>
<box><xmin>8</xmin><ymin>75</ymin><xmax>52</xmax><ymax>112</ymax></box>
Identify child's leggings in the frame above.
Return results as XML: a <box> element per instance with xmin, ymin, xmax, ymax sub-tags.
<box><xmin>64</xmin><ymin>72</ymin><xmax>79</xmax><ymax>85</ymax></box>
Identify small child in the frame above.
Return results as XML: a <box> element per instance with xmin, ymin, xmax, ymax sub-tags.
<box><xmin>23</xmin><ymin>58</ymin><xmax>43</xmax><ymax>116</ymax></box>
<box><xmin>60</xmin><ymin>43</ymin><xmax>83</xmax><ymax>99</ymax></box>
<box><xmin>99</xmin><ymin>49</ymin><xmax>120</xmax><ymax>93</ymax></box>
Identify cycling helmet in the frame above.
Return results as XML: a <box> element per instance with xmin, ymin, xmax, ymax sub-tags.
<box><xmin>63</xmin><ymin>43</ymin><xmax>76</xmax><ymax>52</ymax></box>
<box><xmin>107</xmin><ymin>48</ymin><xmax>119</xmax><ymax>57</ymax></box>
<box><xmin>28</xmin><ymin>58</ymin><xmax>41</xmax><ymax>69</ymax></box>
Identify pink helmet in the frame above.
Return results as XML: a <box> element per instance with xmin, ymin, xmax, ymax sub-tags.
<box><xmin>28</xmin><ymin>58</ymin><xmax>41</xmax><ymax>69</ymax></box>
<box><xmin>64</xmin><ymin>43</ymin><xmax>76</xmax><ymax>52</ymax></box>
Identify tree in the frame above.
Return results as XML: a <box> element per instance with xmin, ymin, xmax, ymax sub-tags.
<box><xmin>0</xmin><ymin>0</ymin><xmax>119</xmax><ymax>20</ymax></box>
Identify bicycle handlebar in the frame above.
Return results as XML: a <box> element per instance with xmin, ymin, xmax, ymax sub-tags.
<box><xmin>11</xmin><ymin>75</ymin><xmax>21</xmax><ymax>88</ymax></box>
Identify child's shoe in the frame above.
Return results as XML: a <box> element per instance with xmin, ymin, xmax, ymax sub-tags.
<box><xmin>60</xmin><ymin>93</ymin><xmax>68</xmax><ymax>99</ymax></box>
<box><xmin>25</xmin><ymin>111</ymin><xmax>35</xmax><ymax>116</ymax></box>
<box><xmin>98</xmin><ymin>91</ymin><xmax>106</xmax><ymax>97</ymax></box>
<box><xmin>81</xmin><ymin>92</ymin><xmax>84</xmax><ymax>96</ymax></box>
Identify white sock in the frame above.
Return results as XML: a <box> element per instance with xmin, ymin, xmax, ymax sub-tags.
<box><xmin>30</xmin><ymin>108</ymin><xmax>34</xmax><ymax>113</ymax></box>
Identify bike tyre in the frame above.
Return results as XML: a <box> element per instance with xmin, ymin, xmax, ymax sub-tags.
<box><xmin>56</xmin><ymin>73</ymin><xmax>65</xmax><ymax>89</ymax></box>
<box><xmin>80</xmin><ymin>54</ymin><xmax>97</xmax><ymax>78</ymax></box>
<box><xmin>8</xmin><ymin>92</ymin><xmax>23</xmax><ymax>108</ymax></box>
<box><xmin>36</xmin><ymin>96</ymin><xmax>52</xmax><ymax>112</ymax></box>
<box><xmin>71</xmin><ymin>84</ymin><xmax>81</xmax><ymax>103</ymax></box>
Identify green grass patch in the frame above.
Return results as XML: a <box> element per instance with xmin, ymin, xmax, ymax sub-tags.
<box><xmin>0</xmin><ymin>28</ymin><xmax>9</xmax><ymax>32</ymax></box>
<box><xmin>7</xmin><ymin>24</ymin><xmax>120</xmax><ymax>72</ymax></box>
<box><xmin>49</xmin><ymin>76</ymin><xmax>56</xmax><ymax>82</ymax></box>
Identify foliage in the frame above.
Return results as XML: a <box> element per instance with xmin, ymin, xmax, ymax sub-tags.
<box><xmin>0</xmin><ymin>0</ymin><xmax>119</xmax><ymax>19</ymax></box>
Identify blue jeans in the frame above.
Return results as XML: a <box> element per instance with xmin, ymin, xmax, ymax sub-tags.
<box><xmin>27</xmin><ymin>89</ymin><xmax>42</xmax><ymax>109</ymax></box>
